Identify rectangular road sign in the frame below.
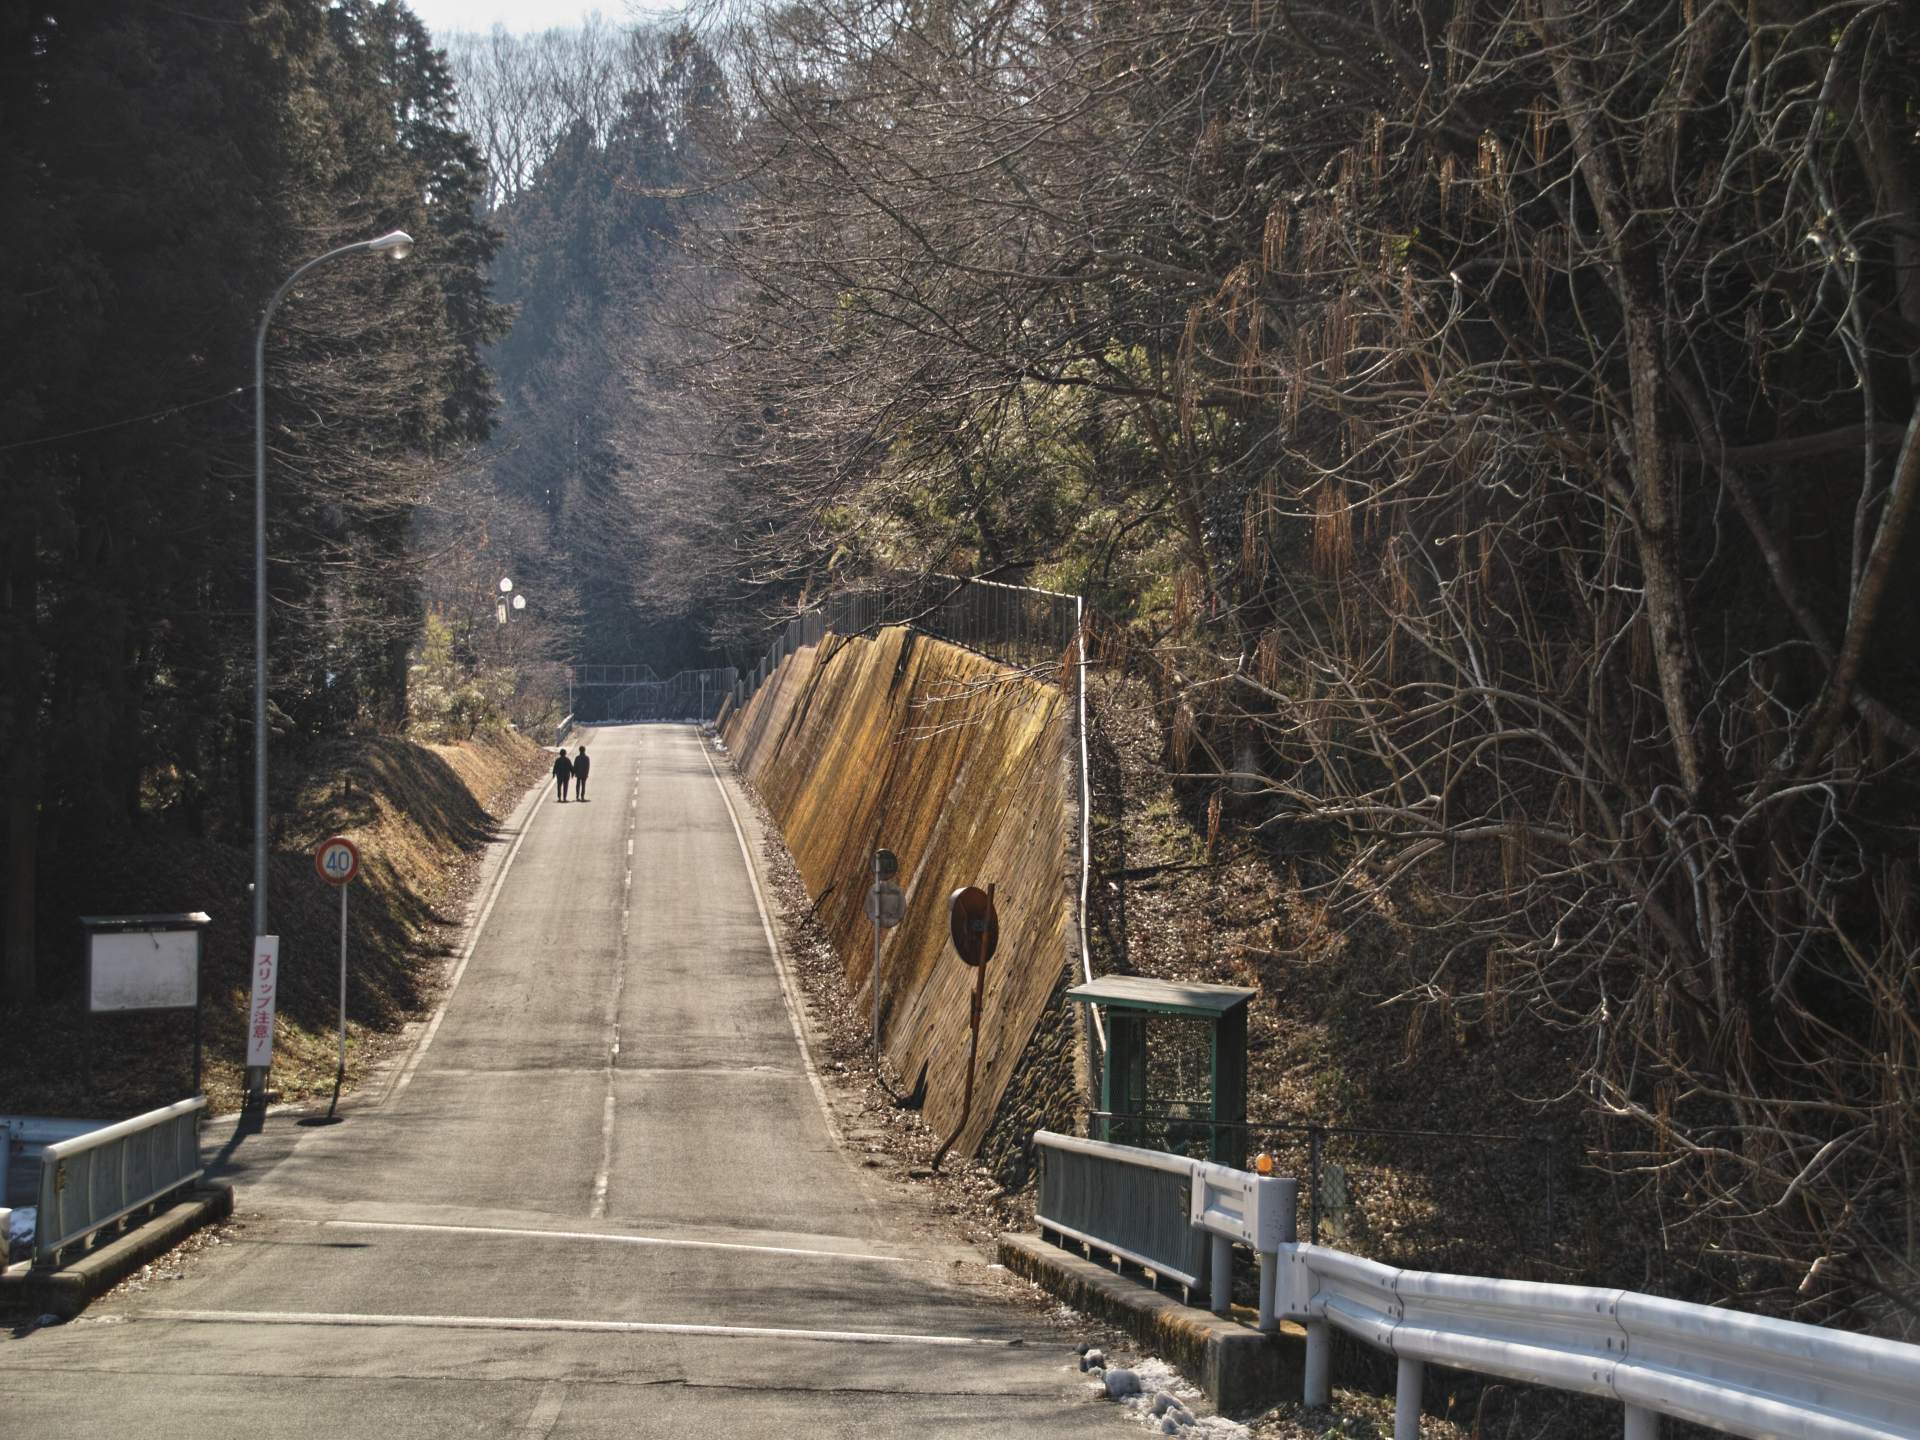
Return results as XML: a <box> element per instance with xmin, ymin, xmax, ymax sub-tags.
<box><xmin>246</xmin><ymin>936</ymin><xmax>281</xmax><ymax>1068</ymax></box>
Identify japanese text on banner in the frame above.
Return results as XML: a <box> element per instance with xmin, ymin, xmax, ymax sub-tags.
<box><xmin>246</xmin><ymin>935</ymin><xmax>280</xmax><ymax>1068</ymax></box>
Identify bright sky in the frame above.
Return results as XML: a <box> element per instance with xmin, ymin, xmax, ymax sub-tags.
<box><xmin>407</xmin><ymin>0</ymin><xmax>680</xmax><ymax>39</ymax></box>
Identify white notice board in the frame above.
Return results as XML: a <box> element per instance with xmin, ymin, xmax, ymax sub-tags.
<box><xmin>89</xmin><ymin>929</ymin><xmax>200</xmax><ymax>1012</ymax></box>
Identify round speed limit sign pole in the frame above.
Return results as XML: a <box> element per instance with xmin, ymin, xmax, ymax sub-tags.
<box><xmin>314</xmin><ymin>837</ymin><xmax>360</xmax><ymax>1121</ymax></box>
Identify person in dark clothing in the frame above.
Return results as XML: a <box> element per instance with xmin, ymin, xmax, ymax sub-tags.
<box><xmin>552</xmin><ymin>749</ymin><xmax>572</xmax><ymax>802</ymax></box>
<box><xmin>572</xmin><ymin>746</ymin><xmax>591</xmax><ymax>800</ymax></box>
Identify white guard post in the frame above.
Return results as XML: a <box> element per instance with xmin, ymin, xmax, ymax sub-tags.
<box><xmin>1189</xmin><ymin>1162</ymin><xmax>1297</xmax><ymax>1328</ymax></box>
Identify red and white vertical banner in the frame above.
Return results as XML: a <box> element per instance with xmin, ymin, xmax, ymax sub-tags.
<box><xmin>246</xmin><ymin>935</ymin><xmax>281</xmax><ymax>1069</ymax></box>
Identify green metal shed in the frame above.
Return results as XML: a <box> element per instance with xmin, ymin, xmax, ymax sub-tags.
<box><xmin>1067</xmin><ymin>975</ymin><xmax>1255</xmax><ymax>1167</ymax></box>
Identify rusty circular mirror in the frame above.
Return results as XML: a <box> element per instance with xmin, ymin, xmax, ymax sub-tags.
<box><xmin>947</xmin><ymin>886</ymin><xmax>999</xmax><ymax>966</ymax></box>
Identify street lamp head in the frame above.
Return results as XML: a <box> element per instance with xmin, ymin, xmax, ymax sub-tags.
<box><xmin>512</xmin><ymin>594</ymin><xmax>526</xmax><ymax>611</ymax></box>
<box><xmin>367</xmin><ymin>229</ymin><xmax>414</xmax><ymax>260</ymax></box>
<box><xmin>499</xmin><ymin>577</ymin><xmax>514</xmax><ymax>593</ymax></box>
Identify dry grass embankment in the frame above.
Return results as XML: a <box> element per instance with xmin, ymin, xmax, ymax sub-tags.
<box><xmin>1</xmin><ymin>729</ymin><xmax>545</xmax><ymax>1118</ymax></box>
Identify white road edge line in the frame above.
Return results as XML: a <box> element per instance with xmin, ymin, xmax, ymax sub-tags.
<box><xmin>697</xmin><ymin>732</ymin><xmax>846</xmax><ymax>1148</ymax></box>
<box><xmin>324</xmin><ymin>1219</ymin><xmax>908</xmax><ymax>1263</ymax></box>
<box><xmin>143</xmin><ymin>1309</ymin><xmax>1017</xmax><ymax>1348</ymax></box>
<box><xmin>389</xmin><ymin>772</ymin><xmax>546</xmax><ymax>1100</ymax></box>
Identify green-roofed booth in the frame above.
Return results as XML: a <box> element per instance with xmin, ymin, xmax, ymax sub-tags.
<box><xmin>1067</xmin><ymin>975</ymin><xmax>1255</xmax><ymax>1168</ymax></box>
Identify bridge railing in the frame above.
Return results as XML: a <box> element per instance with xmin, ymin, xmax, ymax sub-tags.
<box><xmin>1035</xmin><ymin>1131</ymin><xmax>1209</xmax><ymax>1289</ymax></box>
<box><xmin>32</xmin><ymin>1096</ymin><xmax>206</xmax><ymax>1266</ymax></box>
<box><xmin>1030</xmin><ymin>1131</ymin><xmax>1920</xmax><ymax>1440</ymax></box>
<box><xmin>572</xmin><ymin>664</ymin><xmax>658</xmax><ymax>687</ymax></box>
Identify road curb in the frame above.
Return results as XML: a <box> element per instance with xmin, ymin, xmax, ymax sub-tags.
<box><xmin>998</xmin><ymin>1231</ymin><xmax>1301</xmax><ymax>1415</ymax></box>
<box><xmin>1</xmin><ymin>1183</ymin><xmax>234</xmax><ymax>1320</ymax></box>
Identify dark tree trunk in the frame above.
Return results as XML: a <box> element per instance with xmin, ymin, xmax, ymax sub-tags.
<box><xmin>3</xmin><ymin>504</ymin><xmax>41</xmax><ymax>1004</ymax></box>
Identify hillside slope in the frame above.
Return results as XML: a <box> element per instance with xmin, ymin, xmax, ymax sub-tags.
<box><xmin>1</xmin><ymin>730</ymin><xmax>544</xmax><ymax>1116</ymax></box>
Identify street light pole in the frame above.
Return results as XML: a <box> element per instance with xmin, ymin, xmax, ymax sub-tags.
<box><xmin>249</xmin><ymin>229</ymin><xmax>412</xmax><ymax>1107</ymax></box>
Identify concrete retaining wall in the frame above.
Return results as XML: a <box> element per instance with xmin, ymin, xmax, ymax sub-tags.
<box><xmin>723</xmin><ymin>627</ymin><xmax>1073</xmax><ymax>1158</ymax></box>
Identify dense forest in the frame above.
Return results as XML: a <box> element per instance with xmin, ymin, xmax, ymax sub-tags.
<box><xmin>3</xmin><ymin>0</ymin><xmax>1915</xmax><ymax>1335</ymax></box>
<box><xmin>1</xmin><ymin>1</ymin><xmax>504</xmax><ymax>998</ymax></box>
<box><xmin>438</xmin><ymin>18</ymin><xmax>725</xmax><ymax>669</ymax></box>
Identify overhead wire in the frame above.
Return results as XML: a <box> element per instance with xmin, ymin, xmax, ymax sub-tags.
<box><xmin>0</xmin><ymin>385</ymin><xmax>249</xmax><ymax>455</ymax></box>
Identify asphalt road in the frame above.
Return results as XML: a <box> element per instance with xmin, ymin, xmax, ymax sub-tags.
<box><xmin>2</xmin><ymin>725</ymin><xmax>1131</xmax><ymax>1438</ymax></box>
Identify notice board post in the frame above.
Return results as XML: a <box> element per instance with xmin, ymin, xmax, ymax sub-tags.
<box><xmin>80</xmin><ymin>912</ymin><xmax>211</xmax><ymax>1096</ymax></box>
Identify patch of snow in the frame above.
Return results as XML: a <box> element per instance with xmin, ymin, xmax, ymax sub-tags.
<box><xmin>7</xmin><ymin>1205</ymin><xmax>35</xmax><ymax>1255</ymax></box>
<box><xmin>1105</xmin><ymin>1357</ymin><xmax>1249</xmax><ymax>1439</ymax></box>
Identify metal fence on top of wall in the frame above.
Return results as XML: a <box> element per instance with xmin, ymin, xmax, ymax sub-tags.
<box><xmin>731</xmin><ymin>574</ymin><xmax>1082</xmax><ymax>712</ymax></box>
<box><xmin>728</xmin><ymin>572</ymin><xmax>1104</xmax><ymax>1056</ymax></box>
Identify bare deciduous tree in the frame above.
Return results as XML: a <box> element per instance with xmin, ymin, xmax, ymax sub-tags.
<box><xmin>660</xmin><ymin>0</ymin><xmax>1920</xmax><ymax>1329</ymax></box>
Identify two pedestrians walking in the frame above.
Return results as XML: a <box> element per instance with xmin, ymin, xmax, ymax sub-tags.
<box><xmin>552</xmin><ymin>744</ymin><xmax>592</xmax><ymax>802</ymax></box>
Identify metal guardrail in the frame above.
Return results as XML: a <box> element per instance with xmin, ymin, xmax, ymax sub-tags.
<box><xmin>1031</xmin><ymin>1134</ymin><xmax>1920</xmax><ymax>1440</ymax></box>
<box><xmin>1034</xmin><ymin>1131</ymin><xmax>1209</xmax><ymax>1288</ymax></box>
<box><xmin>34</xmin><ymin>1096</ymin><xmax>206</xmax><ymax>1266</ymax></box>
<box><xmin>1191</xmin><ymin>1158</ymin><xmax>1296</xmax><ymax>1325</ymax></box>
<box><xmin>1278</xmin><ymin>1240</ymin><xmax>1920</xmax><ymax>1440</ymax></box>
<box><xmin>4</xmin><ymin>1114</ymin><xmax>99</xmax><ymax>1210</ymax></box>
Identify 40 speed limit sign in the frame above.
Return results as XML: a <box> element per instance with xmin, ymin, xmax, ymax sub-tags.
<box><xmin>315</xmin><ymin>836</ymin><xmax>360</xmax><ymax>886</ymax></box>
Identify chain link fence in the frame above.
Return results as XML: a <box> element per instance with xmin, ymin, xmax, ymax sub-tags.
<box><xmin>727</xmin><ymin>570</ymin><xmax>1103</xmax><ymax>1056</ymax></box>
<box><xmin>572</xmin><ymin>666</ymin><xmax>737</xmax><ymax>723</ymax></box>
<box><xmin>817</xmin><ymin>573</ymin><xmax>1081</xmax><ymax>670</ymax></box>
<box><xmin>572</xmin><ymin>664</ymin><xmax>660</xmax><ymax>686</ymax></box>
<box><xmin>1083</xmin><ymin>1106</ymin><xmax>1560</xmax><ymax>1278</ymax></box>
<box><xmin>731</xmin><ymin>573</ymin><xmax>1082</xmax><ymax>711</ymax></box>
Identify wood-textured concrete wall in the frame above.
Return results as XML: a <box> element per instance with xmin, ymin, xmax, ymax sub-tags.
<box><xmin>723</xmin><ymin>627</ymin><xmax>1073</xmax><ymax>1158</ymax></box>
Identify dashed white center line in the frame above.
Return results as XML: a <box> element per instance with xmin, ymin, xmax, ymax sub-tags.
<box><xmin>591</xmin><ymin>743</ymin><xmax>636</xmax><ymax>1220</ymax></box>
<box><xmin>589</xmin><ymin>1090</ymin><xmax>617</xmax><ymax>1218</ymax></box>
